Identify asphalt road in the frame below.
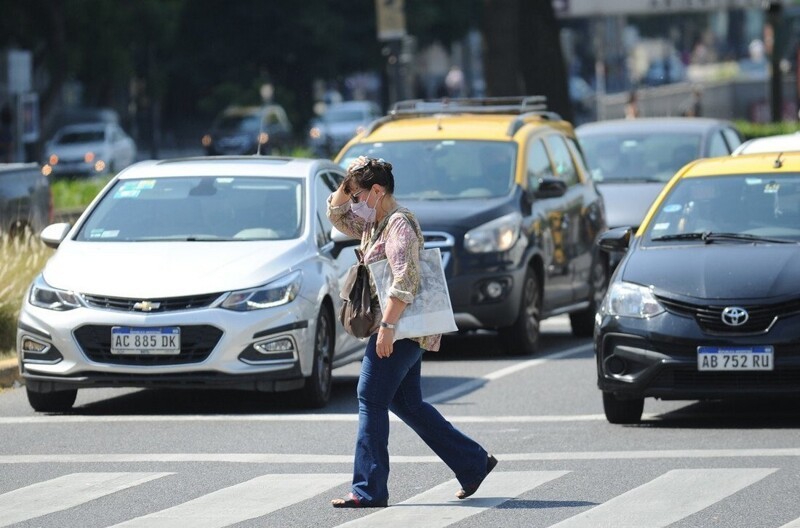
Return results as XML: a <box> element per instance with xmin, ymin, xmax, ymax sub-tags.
<box><xmin>1</xmin><ymin>316</ymin><xmax>800</xmax><ymax>528</ymax></box>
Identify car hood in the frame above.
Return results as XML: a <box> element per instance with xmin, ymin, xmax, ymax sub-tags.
<box><xmin>622</xmin><ymin>244</ymin><xmax>800</xmax><ymax>299</ymax></box>
<box><xmin>42</xmin><ymin>239</ymin><xmax>309</xmax><ymax>298</ymax></box>
<box><xmin>401</xmin><ymin>194</ymin><xmax>519</xmax><ymax>232</ymax></box>
<box><xmin>597</xmin><ymin>182</ymin><xmax>665</xmax><ymax>229</ymax></box>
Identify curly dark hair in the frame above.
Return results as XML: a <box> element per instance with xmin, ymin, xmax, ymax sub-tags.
<box><xmin>343</xmin><ymin>156</ymin><xmax>395</xmax><ymax>195</ymax></box>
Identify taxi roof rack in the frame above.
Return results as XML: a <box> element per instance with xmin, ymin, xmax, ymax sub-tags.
<box><xmin>363</xmin><ymin>96</ymin><xmax>561</xmax><ymax>136</ymax></box>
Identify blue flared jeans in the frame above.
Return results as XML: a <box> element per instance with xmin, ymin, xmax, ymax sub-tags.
<box><xmin>350</xmin><ymin>335</ymin><xmax>489</xmax><ymax>504</ymax></box>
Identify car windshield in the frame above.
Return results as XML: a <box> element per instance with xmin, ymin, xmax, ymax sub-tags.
<box><xmin>323</xmin><ymin>109</ymin><xmax>367</xmax><ymax>123</ymax></box>
<box><xmin>644</xmin><ymin>173</ymin><xmax>800</xmax><ymax>244</ymax></box>
<box><xmin>340</xmin><ymin>140</ymin><xmax>516</xmax><ymax>200</ymax></box>
<box><xmin>76</xmin><ymin>176</ymin><xmax>304</xmax><ymax>241</ymax></box>
<box><xmin>580</xmin><ymin>132</ymin><xmax>702</xmax><ymax>183</ymax></box>
<box><xmin>216</xmin><ymin>115</ymin><xmax>260</xmax><ymax>132</ymax></box>
<box><xmin>57</xmin><ymin>130</ymin><xmax>105</xmax><ymax>144</ymax></box>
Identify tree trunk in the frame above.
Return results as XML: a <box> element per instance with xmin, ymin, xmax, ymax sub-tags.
<box><xmin>482</xmin><ymin>0</ymin><xmax>573</xmax><ymax>122</ymax></box>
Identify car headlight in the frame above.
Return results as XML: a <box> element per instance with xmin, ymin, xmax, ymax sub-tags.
<box><xmin>464</xmin><ymin>212</ymin><xmax>522</xmax><ymax>253</ymax></box>
<box><xmin>602</xmin><ymin>281</ymin><xmax>665</xmax><ymax>318</ymax></box>
<box><xmin>28</xmin><ymin>275</ymin><xmax>82</xmax><ymax>311</ymax></box>
<box><xmin>221</xmin><ymin>270</ymin><xmax>302</xmax><ymax>311</ymax></box>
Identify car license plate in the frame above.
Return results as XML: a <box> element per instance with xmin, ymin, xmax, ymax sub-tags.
<box><xmin>697</xmin><ymin>346</ymin><xmax>773</xmax><ymax>371</ymax></box>
<box><xmin>110</xmin><ymin>327</ymin><xmax>181</xmax><ymax>355</ymax></box>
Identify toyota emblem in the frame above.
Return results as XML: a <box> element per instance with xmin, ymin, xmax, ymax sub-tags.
<box><xmin>721</xmin><ymin>306</ymin><xmax>749</xmax><ymax>326</ymax></box>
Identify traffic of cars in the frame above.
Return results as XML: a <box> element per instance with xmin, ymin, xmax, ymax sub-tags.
<box><xmin>14</xmin><ymin>93</ymin><xmax>800</xmax><ymax>416</ymax></box>
<box><xmin>16</xmin><ymin>156</ymin><xmax>364</xmax><ymax>411</ymax></box>
<box><xmin>336</xmin><ymin>96</ymin><xmax>609</xmax><ymax>355</ymax></box>
<box><xmin>595</xmin><ymin>151</ymin><xmax>800</xmax><ymax>423</ymax></box>
<box><xmin>201</xmin><ymin>104</ymin><xmax>293</xmax><ymax>156</ymax></box>
<box><xmin>41</xmin><ymin>122</ymin><xmax>137</xmax><ymax>178</ymax></box>
<box><xmin>307</xmin><ymin>100</ymin><xmax>381</xmax><ymax>157</ymax></box>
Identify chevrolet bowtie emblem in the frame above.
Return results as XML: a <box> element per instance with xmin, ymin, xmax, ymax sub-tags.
<box><xmin>133</xmin><ymin>301</ymin><xmax>161</xmax><ymax>312</ymax></box>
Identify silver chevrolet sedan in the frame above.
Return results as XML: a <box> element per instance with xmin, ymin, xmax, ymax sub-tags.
<box><xmin>17</xmin><ymin>156</ymin><xmax>364</xmax><ymax>411</ymax></box>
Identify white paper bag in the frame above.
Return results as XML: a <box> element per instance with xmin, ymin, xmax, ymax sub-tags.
<box><xmin>368</xmin><ymin>247</ymin><xmax>458</xmax><ymax>341</ymax></box>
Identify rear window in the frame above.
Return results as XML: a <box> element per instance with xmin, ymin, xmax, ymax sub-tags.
<box><xmin>340</xmin><ymin>140</ymin><xmax>516</xmax><ymax>200</ymax></box>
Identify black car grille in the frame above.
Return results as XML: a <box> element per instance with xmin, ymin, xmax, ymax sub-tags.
<box><xmin>73</xmin><ymin>325</ymin><xmax>223</xmax><ymax>365</ymax></box>
<box><xmin>656</xmin><ymin>296</ymin><xmax>800</xmax><ymax>335</ymax></box>
<box><xmin>82</xmin><ymin>293</ymin><xmax>222</xmax><ymax>313</ymax></box>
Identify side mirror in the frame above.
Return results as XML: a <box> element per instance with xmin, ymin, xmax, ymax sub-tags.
<box><xmin>329</xmin><ymin>227</ymin><xmax>359</xmax><ymax>258</ymax></box>
<box><xmin>598</xmin><ymin>226</ymin><xmax>633</xmax><ymax>253</ymax></box>
<box><xmin>533</xmin><ymin>177</ymin><xmax>568</xmax><ymax>199</ymax></box>
<box><xmin>40</xmin><ymin>223</ymin><xmax>71</xmax><ymax>249</ymax></box>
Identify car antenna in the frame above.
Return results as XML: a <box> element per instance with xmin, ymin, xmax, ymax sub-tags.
<box><xmin>774</xmin><ymin>152</ymin><xmax>784</xmax><ymax>169</ymax></box>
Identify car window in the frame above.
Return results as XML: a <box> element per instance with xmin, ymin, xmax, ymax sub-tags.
<box><xmin>545</xmin><ymin>135</ymin><xmax>578</xmax><ymax>186</ymax></box>
<box><xmin>57</xmin><ymin>130</ymin><xmax>105</xmax><ymax>144</ymax></box>
<box><xmin>722</xmin><ymin>128</ymin><xmax>742</xmax><ymax>151</ymax></box>
<box><xmin>340</xmin><ymin>140</ymin><xmax>515</xmax><ymax>200</ymax></box>
<box><xmin>644</xmin><ymin>173</ymin><xmax>800</xmax><ymax>242</ymax></box>
<box><xmin>565</xmin><ymin>137</ymin><xmax>589</xmax><ymax>183</ymax></box>
<box><xmin>76</xmin><ymin>176</ymin><xmax>304</xmax><ymax>242</ymax></box>
<box><xmin>708</xmin><ymin>131</ymin><xmax>730</xmax><ymax>157</ymax></box>
<box><xmin>580</xmin><ymin>132</ymin><xmax>702</xmax><ymax>183</ymax></box>
<box><xmin>526</xmin><ymin>139</ymin><xmax>553</xmax><ymax>190</ymax></box>
<box><xmin>315</xmin><ymin>171</ymin><xmax>342</xmax><ymax>245</ymax></box>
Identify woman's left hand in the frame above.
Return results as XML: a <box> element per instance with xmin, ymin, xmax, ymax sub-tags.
<box><xmin>376</xmin><ymin>327</ymin><xmax>394</xmax><ymax>358</ymax></box>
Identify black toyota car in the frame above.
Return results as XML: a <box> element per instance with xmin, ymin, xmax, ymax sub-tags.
<box><xmin>596</xmin><ymin>152</ymin><xmax>800</xmax><ymax>424</ymax></box>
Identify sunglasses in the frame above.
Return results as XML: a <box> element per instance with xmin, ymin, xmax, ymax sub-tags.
<box><xmin>349</xmin><ymin>189</ymin><xmax>366</xmax><ymax>204</ymax></box>
<box><xmin>350</xmin><ymin>157</ymin><xmax>387</xmax><ymax>173</ymax></box>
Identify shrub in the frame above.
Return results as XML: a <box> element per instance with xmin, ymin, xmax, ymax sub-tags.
<box><xmin>734</xmin><ymin>120</ymin><xmax>800</xmax><ymax>140</ymax></box>
<box><xmin>50</xmin><ymin>175</ymin><xmax>113</xmax><ymax>210</ymax></box>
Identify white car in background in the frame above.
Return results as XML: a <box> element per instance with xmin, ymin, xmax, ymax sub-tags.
<box><xmin>308</xmin><ymin>101</ymin><xmax>381</xmax><ymax>156</ymax></box>
<box><xmin>43</xmin><ymin>122</ymin><xmax>137</xmax><ymax>177</ymax></box>
<box><xmin>733</xmin><ymin>132</ymin><xmax>800</xmax><ymax>155</ymax></box>
<box><xmin>17</xmin><ymin>156</ymin><xmax>363</xmax><ymax>411</ymax></box>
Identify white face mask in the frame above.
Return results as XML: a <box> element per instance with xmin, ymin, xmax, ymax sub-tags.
<box><xmin>351</xmin><ymin>190</ymin><xmax>382</xmax><ymax>222</ymax></box>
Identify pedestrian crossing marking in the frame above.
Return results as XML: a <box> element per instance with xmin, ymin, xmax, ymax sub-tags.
<box><xmin>779</xmin><ymin>517</ymin><xmax>800</xmax><ymax>528</ymax></box>
<box><xmin>334</xmin><ymin>471</ymin><xmax>569</xmax><ymax>527</ymax></box>
<box><xmin>109</xmin><ymin>473</ymin><xmax>350</xmax><ymax>528</ymax></box>
<box><xmin>0</xmin><ymin>472</ymin><xmax>171</xmax><ymax>528</ymax></box>
<box><xmin>549</xmin><ymin>468</ymin><xmax>778</xmax><ymax>528</ymax></box>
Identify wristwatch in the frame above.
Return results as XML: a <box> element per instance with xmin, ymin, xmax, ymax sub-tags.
<box><xmin>379</xmin><ymin>321</ymin><xmax>396</xmax><ymax>329</ymax></box>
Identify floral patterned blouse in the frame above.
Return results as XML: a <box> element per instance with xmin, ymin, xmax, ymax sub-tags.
<box><xmin>327</xmin><ymin>196</ymin><xmax>441</xmax><ymax>352</ymax></box>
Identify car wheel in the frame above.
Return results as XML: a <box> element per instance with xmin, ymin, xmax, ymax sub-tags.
<box><xmin>301</xmin><ymin>308</ymin><xmax>334</xmax><ymax>408</ymax></box>
<box><xmin>569</xmin><ymin>256</ymin><xmax>608</xmax><ymax>337</ymax></box>
<box><xmin>500</xmin><ymin>267</ymin><xmax>541</xmax><ymax>356</ymax></box>
<box><xmin>26</xmin><ymin>387</ymin><xmax>77</xmax><ymax>413</ymax></box>
<box><xmin>602</xmin><ymin>392</ymin><xmax>644</xmax><ymax>424</ymax></box>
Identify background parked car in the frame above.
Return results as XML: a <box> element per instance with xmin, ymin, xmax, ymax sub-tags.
<box><xmin>336</xmin><ymin>97</ymin><xmax>609</xmax><ymax>355</ymax></box>
<box><xmin>202</xmin><ymin>105</ymin><xmax>293</xmax><ymax>155</ymax></box>
<box><xmin>307</xmin><ymin>101</ymin><xmax>381</xmax><ymax>157</ymax></box>
<box><xmin>732</xmin><ymin>132</ymin><xmax>800</xmax><ymax>155</ymax></box>
<box><xmin>17</xmin><ymin>156</ymin><xmax>363</xmax><ymax>412</ymax></box>
<box><xmin>42</xmin><ymin>122</ymin><xmax>137</xmax><ymax>178</ymax></box>
<box><xmin>0</xmin><ymin>163</ymin><xmax>52</xmax><ymax>236</ymax></box>
<box><xmin>577</xmin><ymin>118</ymin><xmax>743</xmax><ymax>235</ymax></box>
<box><xmin>596</xmin><ymin>152</ymin><xmax>800</xmax><ymax>424</ymax></box>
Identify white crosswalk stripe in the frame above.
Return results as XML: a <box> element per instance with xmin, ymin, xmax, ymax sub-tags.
<box><xmin>334</xmin><ymin>470</ymin><xmax>569</xmax><ymax>528</ymax></box>
<box><xmin>0</xmin><ymin>472</ymin><xmax>171</xmax><ymax>528</ymax></box>
<box><xmin>108</xmin><ymin>473</ymin><xmax>350</xmax><ymax>528</ymax></box>
<box><xmin>549</xmin><ymin>468</ymin><xmax>778</xmax><ymax>528</ymax></box>
<box><xmin>0</xmin><ymin>468</ymin><xmax>786</xmax><ymax>527</ymax></box>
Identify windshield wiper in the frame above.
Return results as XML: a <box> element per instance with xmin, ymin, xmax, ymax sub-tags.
<box><xmin>652</xmin><ymin>231</ymin><xmax>797</xmax><ymax>244</ymax></box>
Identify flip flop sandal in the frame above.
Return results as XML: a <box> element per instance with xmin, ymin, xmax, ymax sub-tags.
<box><xmin>456</xmin><ymin>454</ymin><xmax>498</xmax><ymax>499</ymax></box>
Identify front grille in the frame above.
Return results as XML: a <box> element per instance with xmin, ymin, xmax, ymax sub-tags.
<box><xmin>74</xmin><ymin>325</ymin><xmax>223</xmax><ymax>365</ymax></box>
<box><xmin>656</xmin><ymin>296</ymin><xmax>800</xmax><ymax>335</ymax></box>
<box><xmin>654</xmin><ymin>369</ymin><xmax>800</xmax><ymax>389</ymax></box>
<box><xmin>82</xmin><ymin>293</ymin><xmax>223</xmax><ymax>313</ymax></box>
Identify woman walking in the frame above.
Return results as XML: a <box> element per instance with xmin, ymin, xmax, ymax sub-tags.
<box><xmin>327</xmin><ymin>156</ymin><xmax>497</xmax><ymax>508</ymax></box>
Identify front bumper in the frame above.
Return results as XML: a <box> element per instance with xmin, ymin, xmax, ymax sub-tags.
<box><xmin>17</xmin><ymin>297</ymin><xmax>318</xmax><ymax>393</ymax></box>
<box><xmin>595</xmin><ymin>311</ymin><xmax>800</xmax><ymax>400</ymax></box>
<box><xmin>447</xmin><ymin>260</ymin><xmax>527</xmax><ymax>330</ymax></box>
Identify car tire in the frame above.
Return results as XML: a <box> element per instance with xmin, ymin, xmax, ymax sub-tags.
<box><xmin>602</xmin><ymin>392</ymin><xmax>644</xmax><ymax>424</ymax></box>
<box><xmin>570</xmin><ymin>257</ymin><xmax>608</xmax><ymax>337</ymax></box>
<box><xmin>500</xmin><ymin>267</ymin><xmax>541</xmax><ymax>356</ymax></box>
<box><xmin>301</xmin><ymin>307</ymin><xmax>334</xmax><ymax>409</ymax></box>
<box><xmin>26</xmin><ymin>387</ymin><xmax>77</xmax><ymax>413</ymax></box>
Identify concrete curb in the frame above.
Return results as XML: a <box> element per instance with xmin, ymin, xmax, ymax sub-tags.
<box><xmin>0</xmin><ymin>357</ymin><xmax>21</xmax><ymax>389</ymax></box>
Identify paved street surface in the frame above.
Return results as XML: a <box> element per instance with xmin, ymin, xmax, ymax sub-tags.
<box><xmin>2</xmin><ymin>316</ymin><xmax>799</xmax><ymax>527</ymax></box>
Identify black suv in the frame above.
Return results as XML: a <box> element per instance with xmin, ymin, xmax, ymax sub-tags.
<box><xmin>336</xmin><ymin>97</ymin><xmax>608</xmax><ymax>355</ymax></box>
